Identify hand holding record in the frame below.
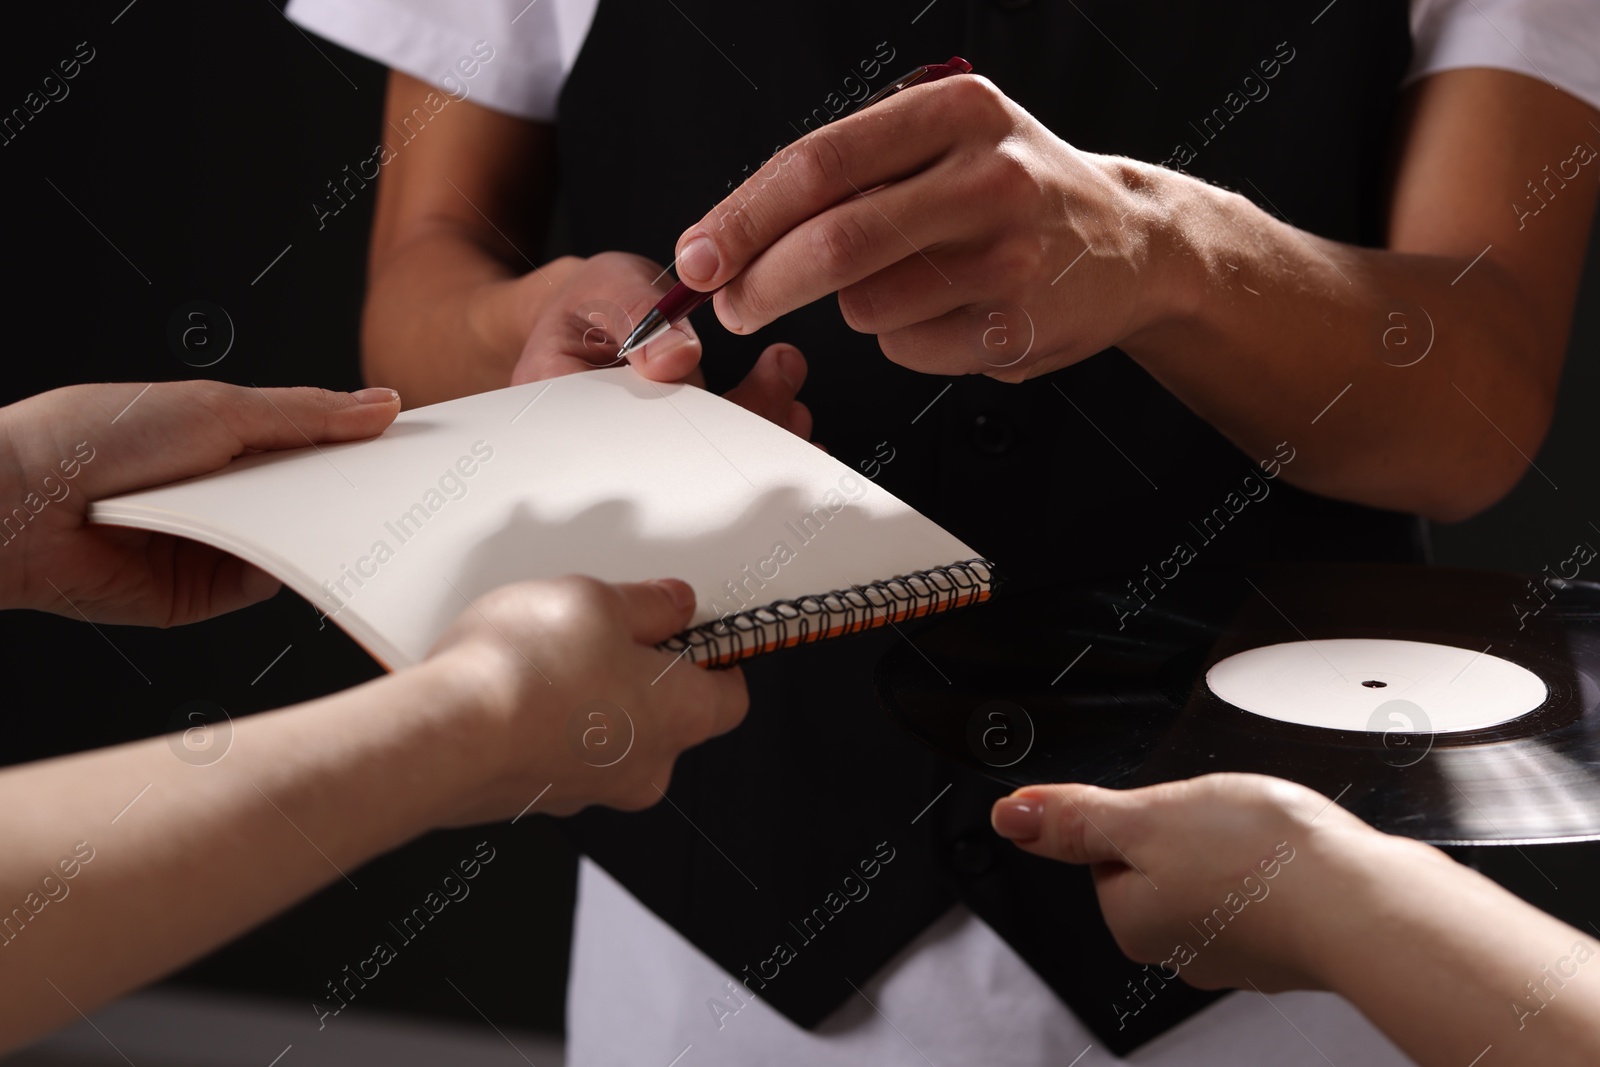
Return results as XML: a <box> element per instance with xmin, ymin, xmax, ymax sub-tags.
<box><xmin>991</xmin><ymin>773</ymin><xmax>1600</xmax><ymax>1067</ymax></box>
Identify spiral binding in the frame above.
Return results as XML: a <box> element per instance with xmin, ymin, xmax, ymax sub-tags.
<box><xmin>659</xmin><ymin>559</ymin><xmax>997</xmax><ymax>669</ymax></box>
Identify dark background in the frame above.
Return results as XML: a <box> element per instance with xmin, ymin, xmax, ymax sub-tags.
<box><xmin>2</xmin><ymin>0</ymin><xmax>1598</xmax><ymax>1040</ymax></box>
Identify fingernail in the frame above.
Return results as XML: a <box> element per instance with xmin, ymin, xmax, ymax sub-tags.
<box><xmin>353</xmin><ymin>387</ymin><xmax>399</xmax><ymax>405</ymax></box>
<box><xmin>992</xmin><ymin>797</ymin><xmax>1044</xmax><ymax>841</ymax></box>
<box><xmin>642</xmin><ymin>325</ymin><xmax>695</xmax><ymax>365</ymax></box>
<box><xmin>651</xmin><ymin>578</ymin><xmax>696</xmax><ymax>614</ymax></box>
<box><xmin>677</xmin><ymin>236</ymin><xmax>719</xmax><ymax>285</ymax></box>
<box><xmin>774</xmin><ymin>346</ymin><xmax>805</xmax><ymax>390</ymax></box>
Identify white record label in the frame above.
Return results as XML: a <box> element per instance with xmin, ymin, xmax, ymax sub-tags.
<box><xmin>1205</xmin><ymin>638</ymin><xmax>1547</xmax><ymax>733</ymax></box>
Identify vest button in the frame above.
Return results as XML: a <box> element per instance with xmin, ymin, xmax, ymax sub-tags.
<box><xmin>971</xmin><ymin>413</ymin><xmax>1018</xmax><ymax>456</ymax></box>
<box><xmin>950</xmin><ymin>836</ymin><xmax>995</xmax><ymax>876</ymax></box>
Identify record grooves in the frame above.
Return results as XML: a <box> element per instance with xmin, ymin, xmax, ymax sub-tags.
<box><xmin>873</xmin><ymin>565</ymin><xmax>1600</xmax><ymax>845</ymax></box>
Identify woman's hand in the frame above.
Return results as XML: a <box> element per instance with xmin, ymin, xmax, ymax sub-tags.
<box><xmin>425</xmin><ymin>575</ymin><xmax>748</xmax><ymax>818</ymax></box>
<box><xmin>994</xmin><ymin>773</ymin><xmax>1600</xmax><ymax>1066</ymax></box>
<box><xmin>0</xmin><ymin>381</ymin><xmax>399</xmax><ymax>626</ymax></box>
<box><xmin>510</xmin><ymin>251</ymin><xmax>705</xmax><ymax>386</ymax></box>
<box><xmin>991</xmin><ymin>773</ymin><xmax>1430</xmax><ymax>992</ymax></box>
<box><xmin>511</xmin><ymin>250</ymin><xmax>813</xmax><ymax>439</ymax></box>
<box><xmin>0</xmin><ymin>573</ymin><xmax>745</xmax><ymax>1047</ymax></box>
<box><xmin>671</xmin><ymin>75</ymin><xmax>1185</xmax><ymax>383</ymax></box>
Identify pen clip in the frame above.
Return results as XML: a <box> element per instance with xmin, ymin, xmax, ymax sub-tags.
<box><xmin>850</xmin><ymin>56</ymin><xmax>973</xmax><ymax>115</ymax></box>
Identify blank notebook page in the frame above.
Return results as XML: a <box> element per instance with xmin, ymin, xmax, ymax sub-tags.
<box><xmin>90</xmin><ymin>369</ymin><xmax>985</xmax><ymax>669</ymax></box>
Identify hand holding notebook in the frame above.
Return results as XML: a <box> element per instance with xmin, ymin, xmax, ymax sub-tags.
<box><xmin>0</xmin><ymin>379</ymin><xmax>757</xmax><ymax>1041</ymax></box>
<box><xmin>89</xmin><ymin>368</ymin><xmax>994</xmax><ymax>669</ymax></box>
<box><xmin>0</xmin><ymin>380</ymin><xmax>400</xmax><ymax>626</ymax></box>
<box><xmin>0</xmin><ymin>377</ymin><xmax>747</xmax><ymax>814</ymax></box>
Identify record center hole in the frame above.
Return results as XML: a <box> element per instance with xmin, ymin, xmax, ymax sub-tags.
<box><xmin>1361</xmin><ymin>679</ymin><xmax>1387</xmax><ymax>688</ymax></box>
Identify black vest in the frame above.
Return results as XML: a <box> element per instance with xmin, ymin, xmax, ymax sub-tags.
<box><xmin>559</xmin><ymin>1</ymin><xmax>1416</xmax><ymax>1053</ymax></box>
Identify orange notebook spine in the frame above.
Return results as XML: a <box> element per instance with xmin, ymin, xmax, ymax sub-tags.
<box><xmin>659</xmin><ymin>559</ymin><xmax>998</xmax><ymax>669</ymax></box>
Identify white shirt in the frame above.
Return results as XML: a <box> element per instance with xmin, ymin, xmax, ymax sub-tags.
<box><xmin>566</xmin><ymin>857</ymin><xmax>1412</xmax><ymax>1067</ymax></box>
<box><xmin>288</xmin><ymin>0</ymin><xmax>1600</xmax><ymax>120</ymax></box>
<box><xmin>285</xmin><ymin>2</ymin><xmax>1600</xmax><ymax>1063</ymax></box>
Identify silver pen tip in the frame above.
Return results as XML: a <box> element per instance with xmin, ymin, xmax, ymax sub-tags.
<box><xmin>616</xmin><ymin>309</ymin><xmax>669</xmax><ymax>364</ymax></box>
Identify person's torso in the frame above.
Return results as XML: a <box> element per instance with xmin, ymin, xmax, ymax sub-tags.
<box><xmin>558</xmin><ymin>2</ymin><xmax>1421</xmax><ymax>1053</ymax></box>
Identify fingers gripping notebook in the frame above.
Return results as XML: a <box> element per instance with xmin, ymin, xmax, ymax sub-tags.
<box><xmin>89</xmin><ymin>369</ymin><xmax>995</xmax><ymax>669</ymax></box>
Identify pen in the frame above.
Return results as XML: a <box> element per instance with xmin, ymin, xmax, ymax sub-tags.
<box><xmin>615</xmin><ymin>56</ymin><xmax>974</xmax><ymax>362</ymax></box>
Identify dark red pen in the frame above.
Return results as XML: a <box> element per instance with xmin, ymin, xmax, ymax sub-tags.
<box><xmin>615</xmin><ymin>56</ymin><xmax>974</xmax><ymax>362</ymax></box>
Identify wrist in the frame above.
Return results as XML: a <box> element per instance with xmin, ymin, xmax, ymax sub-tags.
<box><xmin>402</xmin><ymin>641</ymin><xmax>524</xmax><ymax>822</ymax></box>
<box><xmin>233</xmin><ymin>654</ymin><xmax>511</xmax><ymax>853</ymax></box>
<box><xmin>465</xmin><ymin>255</ymin><xmax>584</xmax><ymax>359</ymax></box>
<box><xmin>1287</xmin><ymin>827</ymin><xmax>1449</xmax><ymax>992</ymax></box>
<box><xmin>1114</xmin><ymin>159</ymin><xmax>1229</xmax><ymax>356</ymax></box>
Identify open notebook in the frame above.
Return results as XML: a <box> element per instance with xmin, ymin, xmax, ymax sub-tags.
<box><xmin>89</xmin><ymin>369</ymin><xmax>994</xmax><ymax>669</ymax></box>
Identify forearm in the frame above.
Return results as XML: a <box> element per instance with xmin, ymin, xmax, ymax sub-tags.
<box><xmin>1121</xmin><ymin>164</ymin><xmax>1558</xmax><ymax>521</ymax></box>
<box><xmin>363</xmin><ymin>230</ymin><xmax>581</xmax><ymax>405</ymax></box>
<box><xmin>1305</xmin><ymin>835</ymin><xmax>1600</xmax><ymax>1066</ymax></box>
<box><xmin>0</xmin><ymin>651</ymin><xmax>485</xmax><ymax>1049</ymax></box>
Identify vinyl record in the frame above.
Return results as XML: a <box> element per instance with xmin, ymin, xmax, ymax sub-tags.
<box><xmin>873</xmin><ymin>564</ymin><xmax>1600</xmax><ymax>845</ymax></box>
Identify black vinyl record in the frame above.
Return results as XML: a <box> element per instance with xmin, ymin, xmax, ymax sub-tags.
<box><xmin>873</xmin><ymin>564</ymin><xmax>1600</xmax><ymax>845</ymax></box>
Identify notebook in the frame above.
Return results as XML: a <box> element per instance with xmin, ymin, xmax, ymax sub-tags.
<box><xmin>89</xmin><ymin>369</ymin><xmax>995</xmax><ymax>669</ymax></box>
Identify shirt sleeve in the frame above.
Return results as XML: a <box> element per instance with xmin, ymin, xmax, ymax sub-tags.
<box><xmin>285</xmin><ymin>0</ymin><xmax>598</xmax><ymax>121</ymax></box>
<box><xmin>1408</xmin><ymin>0</ymin><xmax>1600</xmax><ymax>112</ymax></box>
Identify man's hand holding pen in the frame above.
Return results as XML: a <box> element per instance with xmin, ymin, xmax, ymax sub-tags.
<box><xmin>670</xmin><ymin>74</ymin><xmax>1187</xmax><ymax>383</ymax></box>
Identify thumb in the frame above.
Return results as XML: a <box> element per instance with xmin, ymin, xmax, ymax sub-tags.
<box><xmin>614</xmin><ymin>578</ymin><xmax>698</xmax><ymax>644</ymax></box>
<box><xmin>992</xmin><ymin>783</ymin><xmax>1139</xmax><ymax>867</ymax></box>
<box><xmin>629</xmin><ymin>319</ymin><xmax>702</xmax><ymax>384</ymax></box>
<box><xmin>164</xmin><ymin>382</ymin><xmax>400</xmax><ymax>453</ymax></box>
<box><xmin>511</xmin><ymin>273</ymin><xmax>702</xmax><ymax>386</ymax></box>
<box><xmin>69</xmin><ymin>381</ymin><xmax>400</xmax><ymax>502</ymax></box>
